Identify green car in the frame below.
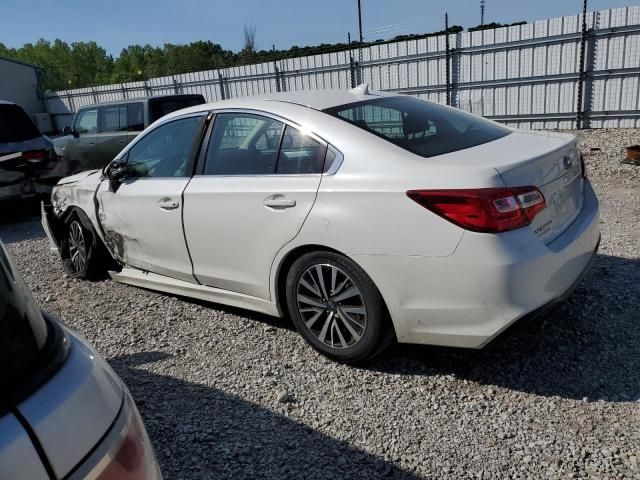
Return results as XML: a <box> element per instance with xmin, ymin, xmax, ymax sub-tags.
<box><xmin>53</xmin><ymin>94</ymin><xmax>205</xmax><ymax>173</ymax></box>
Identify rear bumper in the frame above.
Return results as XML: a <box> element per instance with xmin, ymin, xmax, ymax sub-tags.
<box><xmin>0</xmin><ymin>179</ymin><xmax>53</xmax><ymax>201</ymax></box>
<box><xmin>486</xmin><ymin>234</ymin><xmax>599</xmax><ymax>346</ymax></box>
<box><xmin>353</xmin><ymin>181</ymin><xmax>601</xmax><ymax>348</ymax></box>
<box><xmin>0</xmin><ymin>151</ymin><xmax>75</xmax><ymax>201</ymax></box>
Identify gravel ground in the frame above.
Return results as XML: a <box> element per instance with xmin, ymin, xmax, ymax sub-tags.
<box><xmin>1</xmin><ymin>128</ymin><xmax>639</xmax><ymax>479</ymax></box>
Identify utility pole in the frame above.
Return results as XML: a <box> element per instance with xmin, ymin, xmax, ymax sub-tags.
<box><xmin>357</xmin><ymin>0</ymin><xmax>363</xmax><ymax>43</ymax></box>
<box><xmin>576</xmin><ymin>0</ymin><xmax>589</xmax><ymax>129</ymax></box>
<box><xmin>445</xmin><ymin>12</ymin><xmax>451</xmax><ymax>106</ymax></box>
<box><xmin>480</xmin><ymin>0</ymin><xmax>486</xmax><ymax>26</ymax></box>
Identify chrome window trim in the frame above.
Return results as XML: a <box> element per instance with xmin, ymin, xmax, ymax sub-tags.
<box><xmin>325</xmin><ymin>144</ymin><xmax>344</xmax><ymax>176</ymax></box>
<box><xmin>206</xmin><ymin>108</ymin><xmax>328</xmax><ymax>147</ymax></box>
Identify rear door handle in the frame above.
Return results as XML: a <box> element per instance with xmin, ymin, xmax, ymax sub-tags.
<box><xmin>263</xmin><ymin>195</ymin><xmax>296</xmax><ymax>209</ymax></box>
<box><xmin>157</xmin><ymin>198</ymin><xmax>180</xmax><ymax>210</ymax></box>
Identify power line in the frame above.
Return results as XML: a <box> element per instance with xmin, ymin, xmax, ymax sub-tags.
<box><xmin>364</xmin><ymin>17</ymin><xmax>431</xmax><ymax>35</ymax></box>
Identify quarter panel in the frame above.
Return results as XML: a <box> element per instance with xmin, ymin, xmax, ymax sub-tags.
<box><xmin>296</xmin><ymin>172</ymin><xmax>465</xmax><ymax>257</ymax></box>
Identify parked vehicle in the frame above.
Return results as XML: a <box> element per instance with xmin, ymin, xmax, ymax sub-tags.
<box><xmin>42</xmin><ymin>86</ymin><xmax>600</xmax><ymax>363</ymax></box>
<box><xmin>0</xmin><ymin>101</ymin><xmax>59</xmax><ymax>201</ymax></box>
<box><xmin>0</xmin><ymin>239</ymin><xmax>162</xmax><ymax>479</ymax></box>
<box><xmin>53</xmin><ymin>94</ymin><xmax>205</xmax><ymax>173</ymax></box>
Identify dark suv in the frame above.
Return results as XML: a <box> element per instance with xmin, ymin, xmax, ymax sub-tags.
<box><xmin>53</xmin><ymin>94</ymin><xmax>205</xmax><ymax>173</ymax></box>
<box><xmin>0</xmin><ymin>101</ymin><xmax>58</xmax><ymax>201</ymax></box>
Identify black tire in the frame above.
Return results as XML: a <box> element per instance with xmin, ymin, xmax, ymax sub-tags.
<box><xmin>285</xmin><ymin>251</ymin><xmax>390</xmax><ymax>363</ymax></box>
<box><xmin>61</xmin><ymin>213</ymin><xmax>105</xmax><ymax>279</ymax></box>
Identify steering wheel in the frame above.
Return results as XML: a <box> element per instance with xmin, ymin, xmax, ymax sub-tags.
<box><xmin>149</xmin><ymin>153</ymin><xmax>187</xmax><ymax>177</ymax></box>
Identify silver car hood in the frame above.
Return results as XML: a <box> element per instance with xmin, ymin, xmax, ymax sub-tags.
<box><xmin>56</xmin><ymin>169</ymin><xmax>101</xmax><ymax>186</ymax></box>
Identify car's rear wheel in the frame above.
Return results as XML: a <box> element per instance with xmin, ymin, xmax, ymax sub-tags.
<box><xmin>285</xmin><ymin>251</ymin><xmax>389</xmax><ymax>363</ymax></box>
<box><xmin>62</xmin><ymin>214</ymin><xmax>106</xmax><ymax>279</ymax></box>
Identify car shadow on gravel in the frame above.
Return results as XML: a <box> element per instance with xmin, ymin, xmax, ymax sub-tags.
<box><xmin>0</xmin><ymin>199</ymin><xmax>45</xmax><ymax>244</ymax></box>
<box><xmin>110</xmin><ymin>351</ymin><xmax>417</xmax><ymax>480</ymax></box>
<box><xmin>367</xmin><ymin>253</ymin><xmax>640</xmax><ymax>403</ymax></box>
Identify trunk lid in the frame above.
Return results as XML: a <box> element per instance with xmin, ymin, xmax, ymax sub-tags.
<box><xmin>493</xmin><ymin>130</ymin><xmax>584</xmax><ymax>243</ymax></box>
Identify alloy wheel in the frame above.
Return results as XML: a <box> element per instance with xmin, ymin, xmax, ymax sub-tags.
<box><xmin>68</xmin><ymin>221</ymin><xmax>87</xmax><ymax>274</ymax></box>
<box><xmin>295</xmin><ymin>264</ymin><xmax>367</xmax><ymax>350</ymax></box>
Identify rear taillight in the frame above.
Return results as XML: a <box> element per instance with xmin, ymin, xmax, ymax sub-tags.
<box><xmin>580</xmin><ymin>151</ymin><xmax>587</xmax><ymax>178</ymax></box>
<box><xmin>407</xmin><ymin>187</ymin><xmax>546</xmax><ymax>233</ymax></box>
<box><xmin>21</xmin><ymin>149</ymin><xmax>49</xmax><ymax>162</ymax></box>
<box><xmin>93</xmin><ymin>396</ymin><xmax>162</xmax><ymax>479</ymax></box>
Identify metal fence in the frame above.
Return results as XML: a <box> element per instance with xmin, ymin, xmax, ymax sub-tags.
<box><xmin>45</xmin><ymin>5</ymin><xmax>640</xmax><ymax>131</ymax></box>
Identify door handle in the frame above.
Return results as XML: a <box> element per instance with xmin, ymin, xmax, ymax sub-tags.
<box><xmin>157</xmin><ymin>198</ymin><xmax>180</xmax><ymax>210</ymax></box>
<box><xmin>263</xmin><ymin>195</ymin><xmax>296</xmax><ymax>210</ymax></box>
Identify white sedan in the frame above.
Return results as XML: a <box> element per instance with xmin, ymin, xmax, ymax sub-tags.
<box><xmin>42</xmin><ymin>86</ymin><xmax>600</xmax><ymax>363</ymax></box>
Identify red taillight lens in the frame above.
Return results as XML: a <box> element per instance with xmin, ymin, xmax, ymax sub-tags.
<box><xmin>407</xmin><ymin>187</ymin><xmax>546</xmax><ymax>233</ymax></box>
<box><xmin>95</xmin><ymin>396</ymin><xmax>162</xmax><ymax>479</ymax></box>
<box><xmin>21</xmin><ymin>149</ymin><xmax>49</xmax><ymax>162</ymax></box>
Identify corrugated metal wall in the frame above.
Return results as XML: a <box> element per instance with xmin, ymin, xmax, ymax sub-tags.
<box><xmin>46</xmin><ymin>6</ymin><xmax>640</xmax><ymax>130</ymax></box>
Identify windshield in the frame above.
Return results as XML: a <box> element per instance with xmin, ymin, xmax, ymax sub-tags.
<box><xmin>323</xmin><ymin>96</ymin><xmax>511</xmax><ymax>158</ymax></box>
<box><xmin>0</xmin><ymin>104</ymin><xmax>42</xmax><ymax>143</ymax></box>
<box><xmin>149</xmin><ymin>95</ymin><xmax>206</xmax><ymax>123</ymax></box>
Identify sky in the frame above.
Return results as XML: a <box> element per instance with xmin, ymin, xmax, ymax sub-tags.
<box><xmin>3</xmin><ymin>0</ymin><xmax>638</xmax><ymax>55</ymax></box>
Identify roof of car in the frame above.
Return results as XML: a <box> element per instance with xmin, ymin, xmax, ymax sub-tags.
<box><xmin>255</xmin><ymin>85</ymin><xmax>393</xmax><ymax>110</ymax></box>
<box><xmin>160</xmin><ymin>85</ymin><xmax>395</xmax><ymax>120</ymax></box>
<box><xmin>149</xmin><ymin>84</ymin><xmax>405</xmax><ymax>127</ymax></box>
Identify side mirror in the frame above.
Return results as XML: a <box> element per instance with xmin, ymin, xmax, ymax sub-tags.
<box><xmin>63</xmin><ymin>126</ymin><xmax>72</xmax><ymax>135</ymax></box>
<box><xmin>106</xmin><ymin>160</ymin><xmax>129</xmax><ymax>190</ymax></box>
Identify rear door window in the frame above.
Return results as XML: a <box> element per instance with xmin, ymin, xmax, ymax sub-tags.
<box><xmin>127</xmin><ymin>103</ymin><xmax>144</xmax><ymax>131</ymax></box>
<box><xmin>203</xmin><ymin>113</ymin><xmax>284</xmax><ymax>175</ymax></box>
<box><xmin>99</xmin><ymin>105</ymin><xmax>127</xmax><ymax>133</ymax></box>
<box><xmin>323</xmin><ymin>96</ymin><xmax>510</xmax><ymax>158</ymax></box>
<box><xmin>0</xmin><ymin>104</ymin><xmax>42</xmax><ymax>143</ymax></box>
<box><xmin>74</xmin><ymin>109</ymin><xmax>98</xmax><ymax>134</ymax></box>
<box><xmin>276</xmin><ymin>125</ymin><xmax>327</xmax><ymax>174</ymax></box>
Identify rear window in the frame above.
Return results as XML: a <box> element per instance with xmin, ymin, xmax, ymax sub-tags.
<box><xmin>0</xmin><ymin>244</ymin><xmax>47</xmax><ymax>394</ymax></box>
<box><xmin>323</xmin><ymin>96</ymin><xmax>510</xmax><ymax>158</ymax></box>
<box><xmin>149</xmin><ymin>95</ymin><xmax>206</xmax><ymax>123</ymax></box>
<box><xmin>0</xmin><ymin>104</ymin><xmax>42</xmax><ymax>143</ymax></box>
<box><xmin>0</xmin><ymin>242</ymin><xmax>68</xmax><ymax>407</ymax></box>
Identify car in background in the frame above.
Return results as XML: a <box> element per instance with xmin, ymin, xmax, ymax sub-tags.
<box><xmin>0</xmin><ymin>101</ymin><xmax>59</xmax><ymax>202</ymax></box>
<box><xmin>0</xmin><ymin>239</ymin><xmax>162</xmax><ymax>479</ymax></box>
<box><xmin>53</xmin><ymin>94</ymin><xmax>206</xmax><ymax>174</ymax></box>
<box><xmin>42</xmin><ymin>86</ymin><xmax>600</xmax><ymax>363</ymax></box>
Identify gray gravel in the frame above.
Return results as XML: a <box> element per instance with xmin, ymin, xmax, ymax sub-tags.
<box><xmin>1</xmin><ymin>128</ymin><xmax>639</xmax><ymax>479</ymax></box>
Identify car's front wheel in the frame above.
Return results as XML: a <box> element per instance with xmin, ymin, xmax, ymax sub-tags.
<box><xmin>61</xmin><ymin>214</ymin><xmax>106</xmax><ymax>279</ymax></box>
<box><xmin>285</xmin><ymin>251</ymin><xmax>390</xmax><ymax>363</ymax></box>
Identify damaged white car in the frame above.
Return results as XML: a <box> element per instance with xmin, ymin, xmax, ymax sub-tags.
<box><xmin>42</xmin><ymin>86</ymin><xmax>600</xmax><ymax>363</ymax></box>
